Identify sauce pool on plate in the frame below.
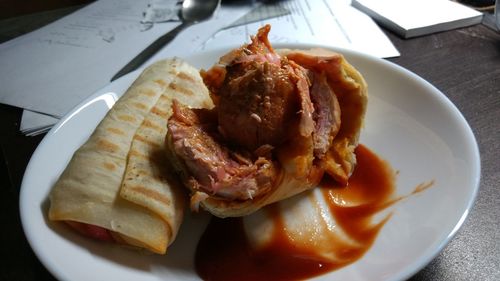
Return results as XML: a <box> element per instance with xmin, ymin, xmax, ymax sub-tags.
<box><xmin>195</xmin><ymin>145</ymin><xmax>401</xmax><ymax>281</ymax></box>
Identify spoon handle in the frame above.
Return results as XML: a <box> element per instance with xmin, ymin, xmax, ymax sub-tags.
<box><xmin>111</xmin><ymin>21</ymin><xmax>194</xmax><ymax>81</ymax></box>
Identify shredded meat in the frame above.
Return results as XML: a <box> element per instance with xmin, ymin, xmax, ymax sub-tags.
<box><xmin>168</xmin><ymin>25</ymin><xmax>348</xmax><ymax>203</ymax></box>
<box><xmin>167</xmin><ymin>101</ymin><xmax>277</xmax><ymax>200</ymax></box>
<box><xmin>217</xmin><ymin>60</ymin><xmax>299</xmax><ymax>150</ymax></box>
<box><xmin>204</xmin><ymin>24</ymin><xmax>315</xmax><ymax>150</ymax></box>
<box><xmin>310</xmin><ymin>72</ymin><xmax>341</xmax><ymax>158</ymax></box>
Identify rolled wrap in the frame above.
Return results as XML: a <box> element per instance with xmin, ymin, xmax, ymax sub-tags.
<box><xmin>206</xmin><ymin>48</ymin><xmax>368</xmax><ymax>217</ymax></box>
<box><xmin>167</xmin><ymin>45</ymin><xmax>368</xmax><ymax>218</ymax></box>
<box><xmin>48</xmin><ymin>58</ymin><xmax>213</xmax><ymax>254</ymax></box>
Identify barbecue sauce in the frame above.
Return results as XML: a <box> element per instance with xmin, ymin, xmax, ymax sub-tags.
<box><xmin>195</xmin><ymin>145</ymin><xmax>413</xmax><ymax>280</ymax></box>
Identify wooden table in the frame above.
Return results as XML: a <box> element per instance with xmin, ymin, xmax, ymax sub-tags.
<box><xmin>1</xmin><ymin>6</ymin><xmax>499</xmax><ymax>281</ymax></box>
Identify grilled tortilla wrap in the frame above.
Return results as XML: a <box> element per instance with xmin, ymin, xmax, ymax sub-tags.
<box><xmin>48</xmin><ymin>58</ymin><xmax>213</xmax><ymax>254</ymax></box>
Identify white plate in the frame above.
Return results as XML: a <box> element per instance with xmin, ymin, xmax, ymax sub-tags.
<box><xmin>20</xmin><ymin>45</ymin><xmax>480</xmax><ymax>281</ymax></box>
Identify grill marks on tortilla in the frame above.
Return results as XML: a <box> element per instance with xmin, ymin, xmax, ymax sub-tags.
<box><xmin>133</xmin><ymin>134</ymin><xmax>162</xmax><ymax>148</ymax></box>
<box><xmin>169</xmin><ymin>82</ymin><xmax>194</xmax><ymax>96</ymax></box>
<box><xmin>107</xmin><ymin>127</ymin><xmax>126</xmax><ymax>136</ymax></box>
<box><xmin>96</xmin><ymin>138</ymin><xmax>121</xmax><ymax>153</ymax></box>
<box><xmin>133</xmin><ymin>102</ymin><xmax>148</xmax><ymax>110</ymax></box>
<box><xmin>142</xmin><ymin>119</ymin><xmax>163</xmax><ymax>131</ymax></box>
<box><xmin>118</xmin><ymin>114</ymin><xmax>137</xmax><ymax>123</ymax></box>
<box><xmin>120</xmin><ymin>62</ymin><xmax>213</xmax><ymax>239</ymax></box>
<box><xmin>127</xmin><ymin>186</ymin><xmax>172</xmax><ymax>206</ymax></box>
<box><xmin>121</xmin><ymin>86</ymin><xmax>176</xmax><ymax>224</ymax></box>
<box><xmin>177</xmin><ymin>72</ymin><xmax>197</xmax><ymax>83</ymax></box>
<box><xmin>142</xmin><ymin>89</ymin><xmax>157</xmax><ymax>97</ymax></box>
<box><xmin>103</xmin><ymin>161</ymin><xmax>117</xmax><ymax>171</ymax></box>
<box><xmin>168</xmin><ymin>71</ymin><xmax>197</xmax><ymax>83</ymax></box>
<box><xmin>151</xmin><ymin>106</ymin><xmax>169</xmax><ymax>119</ymax></box>
<box><xmin>129</xmin><ymin>149</ymin><xmax>149</xmax><ymax>160</ymax></box>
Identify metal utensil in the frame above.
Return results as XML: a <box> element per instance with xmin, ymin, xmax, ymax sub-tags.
<box><xmin>111</xmin><ymin>0</ymin><xmax>220</xmax><ymax>81</ymax></box>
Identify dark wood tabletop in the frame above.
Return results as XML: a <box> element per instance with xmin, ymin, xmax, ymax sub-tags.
<box><xmin>1</xmin><ymin>5</ymin><xmax>499</xmax><ymax>281</ymax></box>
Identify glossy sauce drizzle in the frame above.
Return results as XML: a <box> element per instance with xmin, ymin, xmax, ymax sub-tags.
<box><xmin>195</xmin><ymin>145</ymin><xmax>422</xmax><ymax>281</ymax></box>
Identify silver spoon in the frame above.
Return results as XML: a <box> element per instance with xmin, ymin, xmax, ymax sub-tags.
<box><xmin>111</xmin><ymin>0</ymin><xmax>220</xmax><ymax>81</ymax></box>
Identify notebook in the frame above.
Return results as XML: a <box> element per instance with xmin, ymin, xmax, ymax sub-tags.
<box><xmin>352</xmin><ymin>0</ymin><xmax>483</xmax><ymax>38</ymax></box>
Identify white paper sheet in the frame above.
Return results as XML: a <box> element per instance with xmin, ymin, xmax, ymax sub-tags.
<box><xmin>17</xmin><ymin>1</ymin><xmax>278</xmax><ymax>135</ymax></box>
<box><xmin>13</xmin><ymin>1</ymin><xmax>269</xmax><ymax>135</ymax></box>
<box><xmin>200</xmin><ymin>0</ymin><xmax>399</xmax><ymax>58</ymax></box>
<box><xmin>2</xmin><ymin>0</ymin><xmax>399</xmax><ymax>135</ymax></box>
<box><xmin>0</xmin><ymin>0</ymin><xmax>251</xmax><ymax>117</ymax></box>
<box><xmin>20</xmin><ymin>109</ymin><xmax>59</xmax><ymax>136</ymax></box>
